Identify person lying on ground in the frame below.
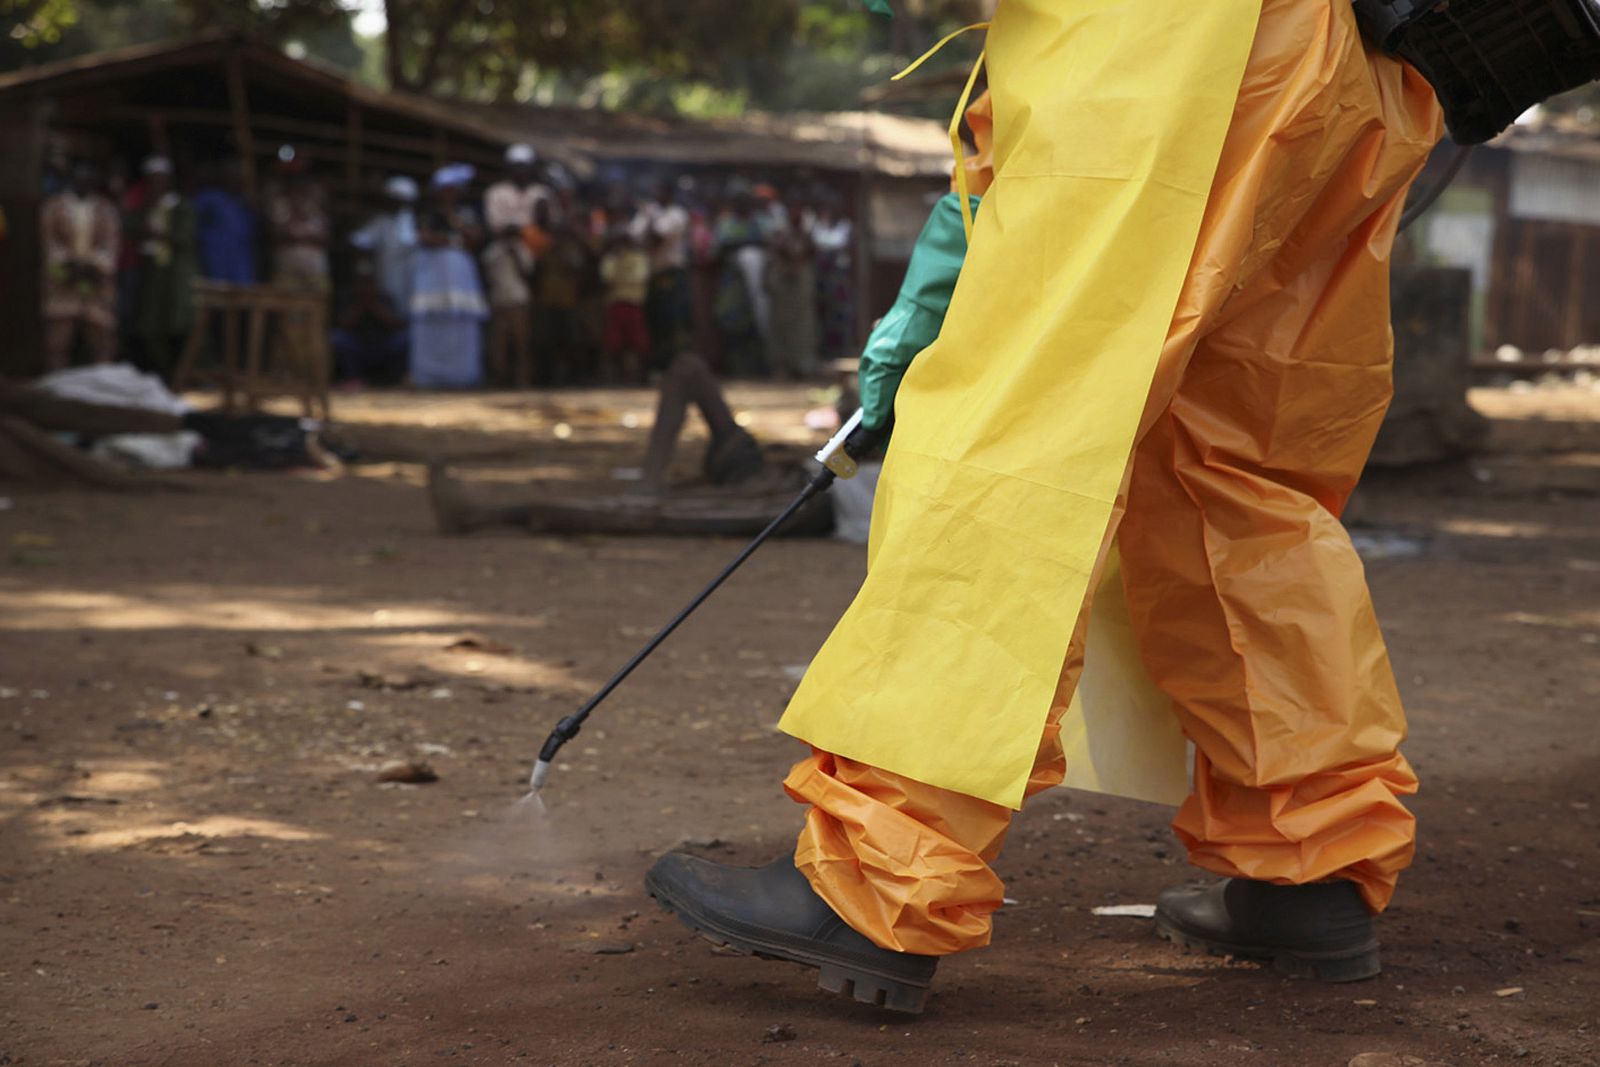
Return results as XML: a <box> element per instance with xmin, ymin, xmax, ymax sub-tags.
<box><xmin>427</xmin><ymin>351</ymin><xmax>829</xmax><ymax>538</ymax></box>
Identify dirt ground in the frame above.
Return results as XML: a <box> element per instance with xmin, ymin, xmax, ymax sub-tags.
<box><xmin>1</xmin><ymin>382</ymin><xmax>1597</xmax><ymax>1067</ymax></box>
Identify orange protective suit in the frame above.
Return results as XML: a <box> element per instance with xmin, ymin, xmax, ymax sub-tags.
<box><xmin>784</xmin><ymin>0</ymin><xmax>1442</xmax><ymax>955</ymax></box>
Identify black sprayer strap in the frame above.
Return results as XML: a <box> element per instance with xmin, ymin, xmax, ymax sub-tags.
<box><xmin>1398</xmin><ymin>143</ymin><xmax>1473</xmax><ymax>234</ymax></box>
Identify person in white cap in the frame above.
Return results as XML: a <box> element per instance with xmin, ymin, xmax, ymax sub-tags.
<box><xmin>351</xmin><ymin>175</ymin><xmax>419</xmax><ymax>312</ymax></box>
<box><xmin>481</xmin><ymin>144</ymin><xmax>552</xmax><ymax>388</ymax></box>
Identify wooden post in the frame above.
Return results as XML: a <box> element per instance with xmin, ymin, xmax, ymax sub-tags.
<box><xmin>226</xmin><ymin>50</ymin><xmax>258</xmax><ymax>202</ymax></box>
<box><xmin>172</xmin><ymin>307</ymin><xmax>208</xmax><ymax>390</ymax></box>
<box><xmin>1588</xmin><ymin>228</ymin><xmax>1600</xmax><ymax>346</ymax></box>
<box><xmin>1490</xmin><ymin>220</ymin><xmax>1515</xmax><ymax>352</ymax></box>
<box><xmin>243</xmin><ymin>303</ymin><xmax>267</xmax><ymax>413</ymax></box>
<box><xmin>221</xmin><ymin>293</ymin><xmax>241</xmax><ymax>411</ymax></box>
<box><xmin>1511</xmin><ymin>220</ymin><xmax>1538</xmax><ymax>349</ymax></box>
<box><xmin>1563</xmin><ymin>223</ymin><xmax>1587</xmax><ymax>351</ymax></box>
<box><xmin>345</xmin><ymin>104</ymin><xmax>363</xmax><ymax>197</ymax></box>
<box><xmin>145</xmin><ymin>113</ymin><xmax>171</xmax><ymax>160</ymax></box>
<box><xmin>1483</xmin><ymin>151</ymin><xmax>1512</xmax><ymax>352</ymax></box>
<box><xmin>0</xmin><ymin>98</ymin><xmax>48</xmax><ymax>374</ymax></box>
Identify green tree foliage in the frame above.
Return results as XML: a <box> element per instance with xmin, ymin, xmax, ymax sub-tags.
<box><xmin>184</xmin><ymin>0</ymin><xmax>362</xmax><ymax>68</ymax></box>
<box><xmin>378</xmin><ymin>0</ymin><xmax>797</xmax><ymax>99</ymax></box>
<box><xmin>2</xmin><ymin>0</ymin><xmax>356</xmax><ymax>73</ymax></box>
<box><xmin>742</xmin><ymin>0</ymin><xmax>984</xmax><ymax>115</ymax></box>
<box><xmin>2</xmin><ymin>0</ymin><xmax>78</xmax><ymax>49</ymax></box>
<box><xmin>408</xmin><ymin>0</ymin><xmax>984</xmax><ymax>113</ymax></box>
<box><xmin>3</xmin><ymin>0</ymin><xmax>990</xmax><ymax>116</ymax></box>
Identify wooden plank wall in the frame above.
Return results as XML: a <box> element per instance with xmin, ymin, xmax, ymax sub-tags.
<box><xmin>1490</xmin><ymin>218</ymin><xmax>1600</xmax><ymax>354</ymax></box>
<box><xmin>0</xmin><ymin>99</ymin><xmax>46</xmax><ymax>373</ymax></box>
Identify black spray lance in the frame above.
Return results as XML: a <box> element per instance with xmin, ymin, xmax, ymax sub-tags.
<box><xmin>527</xmin><ymin>410</ymin><xmax>886</xmax><ymax>794</ymax></box>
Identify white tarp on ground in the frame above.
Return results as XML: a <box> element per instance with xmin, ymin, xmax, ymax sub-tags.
<box><xmin>35</xmin><ymin>363</ymin><xmax>200</xmax><ymax>469</ymax></box>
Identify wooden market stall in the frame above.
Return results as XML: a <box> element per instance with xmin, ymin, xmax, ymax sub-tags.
<box><xmin>0</xmin><ymin>32</ymin><xmax>531</xmax><ymax>375</ymax></box>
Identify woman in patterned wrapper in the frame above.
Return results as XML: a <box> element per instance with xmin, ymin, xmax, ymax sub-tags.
<box><xmin>408</xmin><ymin>164</ymin><xmax>489</xmax><ymax>389</ymax></box>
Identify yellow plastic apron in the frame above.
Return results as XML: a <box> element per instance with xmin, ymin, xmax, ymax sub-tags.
<box><xmin>780</xmin><ymin>0</ymin><xmax>1261</xmax><ymax>809</ymax></box>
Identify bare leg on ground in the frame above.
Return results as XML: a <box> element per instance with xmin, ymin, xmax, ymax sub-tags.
<box><xmin>639</xmin><ymin>353</ymin><xmax>763</xmax><ymax>492</ymax></box>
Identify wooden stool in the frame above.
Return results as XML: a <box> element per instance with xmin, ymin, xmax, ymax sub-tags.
<box><xmin>174</xmin><ymin>281</ymin><xmax>331</xmax><ymax>420</ymax></box>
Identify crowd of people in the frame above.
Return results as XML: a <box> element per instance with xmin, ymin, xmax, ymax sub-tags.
<box><xmin>37</xmin><ymin>143</ymin><xmax>859</xmax><ymax>389</ymax></box>
<box><xmin>41</xmin><ymin>152</ymin><xmax>299</xmax><ymax>377</ymax></box>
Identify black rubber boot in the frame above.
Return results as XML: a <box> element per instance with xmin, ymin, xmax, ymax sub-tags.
<box><xmin>1155</xmin><ymin>878</ymin><xmax>1381</xmax><ymax>982</ymax></box>
<box><xmin>646</xmin><ymin>854</ymin><xmax>938</xmax><ymax>1013</ymax></box>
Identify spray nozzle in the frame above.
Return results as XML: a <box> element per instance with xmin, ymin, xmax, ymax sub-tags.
<box><xmin>528</xmin><ymin>715</ymin><xmax>582</xmax><ymax>793</ymax></box>
<box><xmin>528</xmin><ymin>758</ymin><xmax>552</xmax><ymax>793</ymax></box>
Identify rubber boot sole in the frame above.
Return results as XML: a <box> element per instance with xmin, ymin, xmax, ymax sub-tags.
<box><xmin>645</xmin><ymin>869</ymin><xmax>932</xmax><ymax>1014</ymax></box>
<box><xmin>1154</xmin><ymin>913</ymin><xmax>1382</xmax><ymax>983</ymax></box>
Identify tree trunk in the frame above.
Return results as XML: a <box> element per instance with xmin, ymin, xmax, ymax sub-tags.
<box><xmin>382</xmin><ymin>0</ymin><xmax>411</xmax><ymax>90</ymax></box>
<box><xmin>411</xmin><ymin>0</ymin><xmax>478</xmax><ymax>95</ymax></box>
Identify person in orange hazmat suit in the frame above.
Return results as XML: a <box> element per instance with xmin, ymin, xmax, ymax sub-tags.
<box><xmin>646</xmin><ymin>0</ymin><xmax>1459</xmax><ymax>1014</ymax></box>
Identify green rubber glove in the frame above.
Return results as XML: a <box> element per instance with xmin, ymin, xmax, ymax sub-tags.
<box><xmin>858</xmin><ymin>192</ymin><xmax>978</xmax><ymax>432</ymax></box>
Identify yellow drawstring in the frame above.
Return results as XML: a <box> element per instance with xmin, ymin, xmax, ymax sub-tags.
<box><xmin>890</xmin><ymin>20</ymin><xmax>988</xmax><ymax>82</ymax></box>
<box><xmin>891</xmin><ymin>21</ymin><xmax>990</xmax><ymax>243</ymax></box>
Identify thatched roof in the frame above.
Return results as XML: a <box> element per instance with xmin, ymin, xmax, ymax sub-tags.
<box><xmin>1</xmin><ymin>35</ymin><xmax>953</xmax><ymax>180</ymax></box>
<box><xmin>0</xmin><ymin>33</ymin><xmax>540</xmax><ymax>175</ymax></box>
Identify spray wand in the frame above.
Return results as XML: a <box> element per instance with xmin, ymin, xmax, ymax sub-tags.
<box><xmin>527</xmin><ymin>410</ymin><xmax>885</xmax><ymax>794</ymax></box>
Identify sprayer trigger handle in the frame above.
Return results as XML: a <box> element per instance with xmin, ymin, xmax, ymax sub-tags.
<box><xmin>816</xmin><ymin>409</ymin><xmax>866</xmax><ymax>479</ymax></box>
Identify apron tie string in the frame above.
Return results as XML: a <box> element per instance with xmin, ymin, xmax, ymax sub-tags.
<box><xmin>892</xmin><ymin>21</ymin><xmax>990</xmax><ymax>243</ymax></box>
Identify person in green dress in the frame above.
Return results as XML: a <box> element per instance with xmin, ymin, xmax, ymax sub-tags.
<box><xmin>132</xmin><ymin>156</ymin><xmax>197</xmax><ymax>380</ymax></box>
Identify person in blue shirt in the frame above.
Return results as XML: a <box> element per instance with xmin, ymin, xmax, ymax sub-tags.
<box><xmin>350</xmin><ymin>175</ymin><xmax>419</xmax><ymax>314</ymax></box>
<box><xmin>191</xmin><ymin>160</ymin><xmax>257</xmax><ymax>285</ymax></box>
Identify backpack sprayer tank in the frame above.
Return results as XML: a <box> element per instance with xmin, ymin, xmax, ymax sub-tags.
<box><xmin>1352</xmin><ymin>0</ymin><xmax>1600</xmax><ymax>144</ymax></box>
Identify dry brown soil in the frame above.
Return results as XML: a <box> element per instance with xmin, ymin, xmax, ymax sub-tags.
<box><xmin>1</xmin><ymin>384</ymin><xmax>1597</xmax><ymax>1066</ymax></box>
